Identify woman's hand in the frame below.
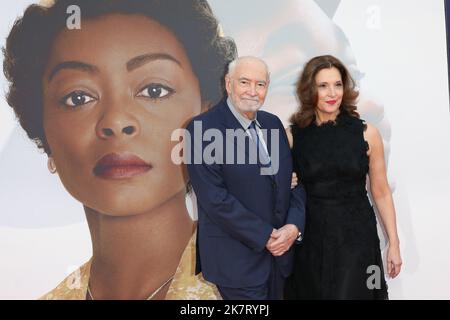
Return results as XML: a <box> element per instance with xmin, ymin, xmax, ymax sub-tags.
<box><xmin>387</xmin><ymin>242</ymin><xmax>402</xmax><ymax>278</ymax></box>
<box><xmin>291</xmin><ymin>172</ymin><xmax>298</xmax><ymax>189</ymax></box>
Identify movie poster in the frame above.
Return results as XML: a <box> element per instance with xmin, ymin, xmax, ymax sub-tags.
<box><xmin>0</xmin><ymin>0</ymin><xmax>449</xmax><ymax>299</ymax></box>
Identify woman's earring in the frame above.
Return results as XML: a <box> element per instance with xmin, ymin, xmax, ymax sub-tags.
<box><xmin>47</xmin><ymin>157</ymin><xmax>57</xmax><ymax>174</ymax></box>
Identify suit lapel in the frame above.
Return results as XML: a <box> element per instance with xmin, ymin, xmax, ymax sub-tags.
<box><xmin>219</xmin><ymin>101</ymin><xmax>251</xmax><ymax>161</ymax></box>
<box><xmin>256</xmin><ymin>114</ymin><xmax>277</xmax><ymax>182</ymax></box>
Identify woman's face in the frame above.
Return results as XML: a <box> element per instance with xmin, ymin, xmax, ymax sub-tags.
<box><xmin>314</xmin><ymin>67</ymin><xmax>343</xmax><ymax>116</ymax></box>
<box><xmin>42</xmin><ymin>14</ymin><xmax>202</xmax><ymax>216</ymax></box>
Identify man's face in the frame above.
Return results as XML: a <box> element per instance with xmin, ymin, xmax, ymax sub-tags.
<box><xmin>225</xmin><ymin>59</ymin><xmax>269</xmax><ymax>119</ymax></box>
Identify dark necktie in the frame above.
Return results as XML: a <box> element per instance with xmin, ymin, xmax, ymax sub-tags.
<box><xmin>248</xmin><ymin>120</ymin><xmax>271</xmax><ymax>166</ymax></box>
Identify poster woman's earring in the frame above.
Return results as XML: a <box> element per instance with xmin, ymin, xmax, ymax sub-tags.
<box><xmin>47</xmin><ymin>157</ymin><xmax>57</xmax><ymax>174</ymax></box>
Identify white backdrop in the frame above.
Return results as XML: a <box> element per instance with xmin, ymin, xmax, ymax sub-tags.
<box><xmin>1</xmin><ymin>0</ymin><xmax>449</xmax><ymax>299</ymax></box>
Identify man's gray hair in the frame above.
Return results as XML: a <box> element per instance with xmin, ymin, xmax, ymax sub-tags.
<box><xmin>226</xmin><ymin>56</ymin><xmax>270</xmax><ymax>80</ymax></box>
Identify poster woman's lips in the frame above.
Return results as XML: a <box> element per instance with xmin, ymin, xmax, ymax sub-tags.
<box><xmin>93</xmin><ymin>153</ymin><xmax>152</xmax><ymax>179</ymax></box>
<box><xmin>326</xmin><ymin>100</ymin><xmax>337</xmax><ymax>105</ymax></box>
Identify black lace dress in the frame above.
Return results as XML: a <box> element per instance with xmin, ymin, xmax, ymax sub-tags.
<box><xmin>284</xmin><ymin>112</ymin><xmax>388</xmax><ymax>300</ymax></box>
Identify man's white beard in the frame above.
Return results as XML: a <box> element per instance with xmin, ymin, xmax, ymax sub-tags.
<box><xmin>239</xmin><ymin>99</ymin><xmax>261</xmax><ymax>112</ymax></box>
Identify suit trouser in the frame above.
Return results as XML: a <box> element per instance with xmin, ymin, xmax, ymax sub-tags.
<box><xmin>217</xmin><ymin>257</ymin><xmax>284</xmax><ymax>300</ymax></box>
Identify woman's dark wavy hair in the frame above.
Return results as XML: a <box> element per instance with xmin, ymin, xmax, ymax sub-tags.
<box><xmin>290</xmin><ymin>55</ymin><xmax>359</xmax><ymax>128</ymax></box>
<box><xmin>3</xmin><ymin>0</ymin><xmax>237</xmax><ymax>154</ymax></box>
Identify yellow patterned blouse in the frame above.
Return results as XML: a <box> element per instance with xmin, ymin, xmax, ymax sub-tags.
<box><xmin>40</xmin><ymin>230</ymin><xmax>221</xmax><ymax>300</ymax></box>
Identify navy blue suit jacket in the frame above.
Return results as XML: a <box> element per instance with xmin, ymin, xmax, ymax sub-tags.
<box><xmin>186</xmin><ymin>99</ymin><xmax>306</xmax><ymax>288</ymax></box>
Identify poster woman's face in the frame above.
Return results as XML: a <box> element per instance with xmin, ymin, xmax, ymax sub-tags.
<box><xmin>42</xmin><ymin>14</ymin><xmax>202</xmax><ymax>216</ymax></box>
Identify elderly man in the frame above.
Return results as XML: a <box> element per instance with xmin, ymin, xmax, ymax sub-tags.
<box><xmin>186</xmin><ymin>56</ymin><xmax>305</xmax><ymax>300</ymax></box>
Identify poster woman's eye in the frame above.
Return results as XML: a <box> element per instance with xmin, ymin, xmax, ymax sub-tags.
<box><xmin>137</xmin><ymin>84</ymin><xmax>175</xmax><ymax>99</ymax></box>
<box><xmin>60</xmin><ymin>91</ymin><xmax>96</xmax><ymax>108</ymax></box>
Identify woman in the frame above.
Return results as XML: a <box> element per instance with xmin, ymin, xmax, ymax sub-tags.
<box><xmin>284</xmin><ymin>55</ymin><xmax>402</xmax><ymax>300</ymax></box>
<box><xmin>3</xmin><ymin>0</ymin><xmax>236</xmax><ymax>299</ymax></box>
